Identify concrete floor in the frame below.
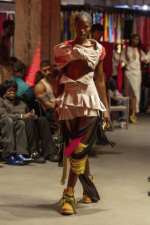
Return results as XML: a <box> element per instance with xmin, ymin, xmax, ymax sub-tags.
<box><xmin>0</xmin><ymin>116</ymin><xmax>150</xmax><ymax>225</ymax></box>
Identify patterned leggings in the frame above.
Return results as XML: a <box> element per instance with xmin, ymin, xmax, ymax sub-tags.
<box><xmin>62</xmin><ymin>116</ymin><xmax>100</xmax><ymax>202</ymax></box>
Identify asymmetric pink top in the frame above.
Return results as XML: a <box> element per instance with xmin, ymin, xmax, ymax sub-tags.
<box><xmin>54</xmin><ymin>39</ymin><xmax>106</xmax><ymax>120</ymax></box>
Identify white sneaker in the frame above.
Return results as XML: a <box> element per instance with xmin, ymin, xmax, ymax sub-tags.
<box><xmin>120</xmin><ymin>121</ymin><xmax>127</xmax><ymax>129</ymax></box>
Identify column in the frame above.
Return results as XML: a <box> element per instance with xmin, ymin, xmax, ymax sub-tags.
<box><xmin>14</xmin><ymin>0</ymin><xmax>60</xmax><ymax>65</ymax></box>
<box><xmin>41</xmin><ymin>0</ymin><xmax>61</xmax><ymax>63</ymax></box>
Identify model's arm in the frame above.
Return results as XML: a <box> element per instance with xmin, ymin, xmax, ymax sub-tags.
<box><xmin>94</xmin><ymin>61</ymin><xmax>110</xmax><ymax>120</ymax></box>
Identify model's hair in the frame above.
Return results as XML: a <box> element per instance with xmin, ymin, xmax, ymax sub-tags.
<box><xmin>75</xmin><ymin>11</ymin><xmax>92</xmax><ymax>25</ymax></box>
<box><xmin>91</xmin><ymin>23</ymin><xmax>104</xmax><ymax>33</ymax></box>
<box><xmin>0</xmin><ymin>80</ymin><xmax>17</xmax><ymax>97</ymax></box>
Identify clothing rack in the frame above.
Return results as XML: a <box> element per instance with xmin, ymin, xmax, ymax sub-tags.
<box><xmin>0</xmin><ymin>10</ymin><xmax>15</xmax><ymax>14</ymax></box>
<box><xmin>60</xmin><ymin>4</ymin><xmax>150</xmax><ymax>46</ymax></box>
<box><xmin>61</xmin><ymin>4</ymin><xmax>150</xmax><ymax>17</ymax></box>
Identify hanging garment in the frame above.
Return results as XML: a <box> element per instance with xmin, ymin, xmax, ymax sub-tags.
<box><xmin>101</xmin><ymin>41</ymin><xmax>114</xmax><ymax>79</ymax></box>
<box><xmin>109</xmin><ymin>14</ymin><xmax>113</xmax><ymax>42</ymax></box>
<box><xmin>25</xmin><ymin>43</ymin><xmax>41</xmax><ymax>87</ymax></box>
<box><xmin>123</xmin><ymin>15</ymin><xmax>133</xmax><ymax>40</ymax></box>
<box><xmin>136</xmin><ymin>16</ymin><xmax>145</xmax><ymax>45</ymax></box>
<box><xmin>104</xmin><ymin>13</ymin><xmax>109</xmax><ymax>42</ymax></box>
<box><xmin>143</xmin><ymin>17</ymin><xmax>150</xmax><ymax>47</ymax></box>
<box><xmin>116</xmin><ymin>14</ymin><xmax>122</xmax><ymax>43</ymax></box>
<box><xmin>0</xmin><ymin>13</ymin><xmax>7</xmax><ymax>34</ymax></box>
<box><xmin>117</xmin><ymin>62</ymin><xmax>123</xmax><ymax>93</ymax></box>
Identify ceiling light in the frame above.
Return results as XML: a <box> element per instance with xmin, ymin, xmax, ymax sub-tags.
<box><xmin>142</xmin><ymin>5</ymin><xmax>148</xmax><ymax>10</ymax></box>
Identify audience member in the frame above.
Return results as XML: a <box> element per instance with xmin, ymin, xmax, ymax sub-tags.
<box><xmin>11</xmin><ymin>58</ymin><xmax>34</xmax><ymax>109</ymax></box>
<box><xmin>33</xmin><ymin>60</ymin><xmax>59</xmax><ymax>162</ymax></box>
<box><xmin>0</xmin><ymin>80</ymin><xmax>34</xmax><ymax>165</ymax></box>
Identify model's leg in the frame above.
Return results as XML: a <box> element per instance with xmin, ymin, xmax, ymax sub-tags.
<box><xmin>60</xmin><ymin>118</ymin><xmax>78</xmax><ymax>215</ymax></box>
<box><xmin>60</xmin><ymin>117</ymin><xmax>100</xmax><ymax>215</ymax></box>
<box><xmin>75</xmin><ymin>117</ymin><xmax>100</xmax><ymax>203</ymax></box>
<box><xmin>127</xmin><ymin>80</ymin><xmax>138</xmax><ymax>123</ymax></box>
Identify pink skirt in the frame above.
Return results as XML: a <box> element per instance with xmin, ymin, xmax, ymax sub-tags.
<box><xmin>56</xmin><ymin>78</ymin><xmax>106</xmax><ymax>120</ymax></box>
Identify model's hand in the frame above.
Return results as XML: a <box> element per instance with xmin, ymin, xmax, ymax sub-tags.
<box><xmin>103</xmin><ymin>110</ymin><xmax>110</xmax><ymax>122</ymax></box>
<box><xmin>102</xmin><ymin>111</ymin><xmax>110</xmax><ymax>130</ymax></box>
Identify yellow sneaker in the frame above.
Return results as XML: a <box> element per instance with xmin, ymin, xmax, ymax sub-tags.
<box><xmin>60</xmin><ymin>188</ymin><xmax>76</xmax><ymax>215</ymax></box>
<box><xmin>129</xmin><ymin>114</ymin><xmax>137</xmax><ymax>124</ymax></box>
<box><xmin>81</xmin><ymin>175</ymin><xmax>94</xmax><ymax>204</ymax></box>
<box><xmin>82</xmin><ymin>195</ymin><xmax>92</xmax><ymax>204</ymax></box>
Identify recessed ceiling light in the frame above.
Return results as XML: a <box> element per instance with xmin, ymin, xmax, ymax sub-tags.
<box><xmin>142</xmin><ymin>5</ymin><xmax>148</xmax><ymax>10</ymax></box>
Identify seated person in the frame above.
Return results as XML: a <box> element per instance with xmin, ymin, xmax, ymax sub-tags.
<box><xmin>26</xmin><ymin>114</ymin><xmax>59</xmax><ymax>163</ymax></box>
<box><xmin>34</xmin><ymin>60</ymin><xmax>59</xmax><ymax>162</ymax></box>
<box><xmin>10</xmin><ymin>57</ymin><xmax>34</xmax><ymax>109</ymax></box>
<box><xmin>0</xmin><ymin>80</ymin><xmax>34</xmax><ymax>165</ymax></box>
<box><xmin>34</xmin><ymin>60</ymin><xmax>57</xmax><ymax>128</ymax></box>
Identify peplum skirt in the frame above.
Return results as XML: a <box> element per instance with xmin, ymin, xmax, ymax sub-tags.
<box><xmin>56</xmin><ymin>78</ymin><xmax>106</xmax><ymax>120</ymax></box>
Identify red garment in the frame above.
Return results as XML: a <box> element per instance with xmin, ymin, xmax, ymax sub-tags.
<box><xmin>25</xmin><ymin>44</ymin><xmax>41</xmax><ymax>87</ymax></box>
<box><xmin>144</xmin><ymin>18</ymin><xmax>150</xmax><ymax>47</ymax></box>
<box><xmin>101</xmin><ymin>41</ymin><xmax>113</xmax><ymax>80</ymax></box>
<box><xmin>0</xmin><ymin>14</ymin><xmax>7</xmax><ymax>34</ymax></box>
<box><xmin>135</xmin><ymin>16</ymin><xmax>150</xmax><ymax>47</ymax></box>
<box><xmin>117</xmin><ymin>62</ymin><xmax>123</xmax><ymax>93</ymax></box>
